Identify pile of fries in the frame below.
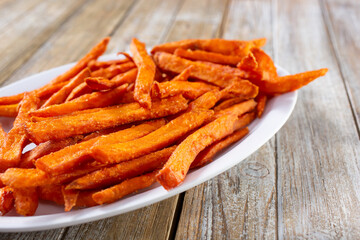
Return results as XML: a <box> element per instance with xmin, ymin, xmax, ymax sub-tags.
<box><xmin>0</xmin><ymin>37</ymin><xmax>327</xmax><ymax>216</ymax></box>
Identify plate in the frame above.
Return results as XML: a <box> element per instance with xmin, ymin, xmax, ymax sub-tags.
<box><xmin>0</xmin><ymin>54</ymin><xmax>297</xmax><ymax>232</ymax></box>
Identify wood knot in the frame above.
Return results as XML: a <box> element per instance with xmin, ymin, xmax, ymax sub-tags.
<box><xmin>241</xmin><ymin>162</ymin><xmax>269</xmax><ymax>178</ymax></box>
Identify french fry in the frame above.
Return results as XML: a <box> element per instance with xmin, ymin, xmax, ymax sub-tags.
<box><xmin>130</xmin><ymin>38</ymin><xmax>156</xmax><ymax>108</ymax></box>
<box><xmin>153</xmin><ymin>52</ymin><xmax>244</xmax><ymax>87</ymax></box>
<box><xmin>214</xmin><ymin>97</ymin><xmax>246</xmax><ymax>111</ymax></box>
<box><xmin>191</xmin><ymin>127</ymin><xmax>249</xmax><ymax>168</ymax></box>
<box><xmin>41</xmin><ymin>68</ymin><xmax>91</xmax><ymax>108</ymax></box>
<box><xmin>66</xmin><ymin>146</ymin><xmax>176</xmax><ymax>190</ymax></box>
<box><xmin>152</xmin><ymin>81</ymin><xmax>218</xmax><ymax>100</ymax></box>
<box><xmin>92</xmin><ymin>171</ymin><xmax>157</xmax><ymax>205</ymax></box>
<box><xmin>188</xmin><ymin>90</ymin><xmax>223</xmax><ymax>110</ymax></box>
<box><xmin>91</xmin><ymin>109</ymin><xmax>214</xmax><ymax>164</ymax></box>
<box><xmin>31</xmin><ymin>84</ymin><xmax>128</xmax><ymax>117</ymax></box>
<box><xmin>214</xmin><ymin>99</ymin><xmax>257</xmax><ymax>119</ymax></box>
<box><xmin>88</xmin><ymin>58</ymin><xmax>130</xmax><ymax>71</ymax></box>
<box><xmin>220</xmin><ymin>79</ymin><xmax>259</xmax><ymax>100</ymax></box>
<box><xmin>35</xmin><ymin>119</ymin><xmax>166</xmax><ymax>175</ymax></box>
<box><xmin>1</xmin><ymin>169</ymin><xmax>48</xmax><ymax>188</ymax></box>
<box><xmin>65</xmin><ymin>82</ymin><xmax>93</xmax><ymax>102</ymax></box>
<box><xmin>0</xmin><ymin>125</ymin><xmax>5</xmax><ymax>148</ymax></box>
<box><xmin>151</xmin><ymin>38</ymin><xmax>266</xmax><ymax>55</ymax></box>
<box><xmin>0</xmin><ymin>104</ymin><xmax>18</xmax><ymax>117</ymax></box>
<box><xmin>86</xmin><ymin>68</ymin><xmax>137</xmax><ymax>91</ymax></box>
<box><xmin>0</xmin><ymin>187</ymin><xmax>14</xmax><ymax>216</ymax></box>
<box><xmin>26</xmin><ymin>95</ymin><xmax>188</xmax><ymax>143</ymax></box>
<box><xmin>256</xmin><ymin>94</ymin><xmax>267</xmax><ymax>117</ymax></box>
<box><xmin>13</xmin><ymin>187</ymin><xmax>38</xmax><ymax>216</ymax></box>
<box><xmin>0</xmin><ymin>92</ymin><xmax>40</xmax><ymax>171</ymax></box>
<box><xmin>157</xmin><ymin>113</ymin><xmax>251</xmax><ymax>190</ymax></box>
<box><xmin>91</xmin><ymin>62</ymin><xmax>136</xmax><ymax>78</ymax></box>
<box><xmin>174</xmin><ymin>48</ymin><xmax>244</xmax><ymax>66</ymax></box>
<box><xmin>62</xmin><ymin>187</ymin><xmax>79</xmax><ymax>212</ymax></box>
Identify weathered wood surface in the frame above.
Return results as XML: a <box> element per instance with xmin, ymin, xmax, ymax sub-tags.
<box><xmin>0</xmin><ymin>0</ymin><xmax>359</xmax><ymax>239</ymax></box>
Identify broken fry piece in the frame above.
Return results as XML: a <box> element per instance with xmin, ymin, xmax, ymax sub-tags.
<box><xmin>130</xmin><ymin>38</ymin><xmax>156</xmax><ymax>108</ymax></box>
<box><xmin>86</xmin><ymin>68</ymin><xmax>137</xmax><ymax>91</ymax></box>
<box><xmin>13</xmin><ymin>187</ymin><xmax>38</xmax><ymax>216</ymax></box>
<box><xmin>0</xmin><ymin>187</ymin><xmax>14</xmax><ymax>216</ymax></box>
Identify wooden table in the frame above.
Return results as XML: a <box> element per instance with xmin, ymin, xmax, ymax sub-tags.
<box><xmin>0</xmin><ymin>0</ymin><xmax>359</xmax><ymax>239</ymax></box>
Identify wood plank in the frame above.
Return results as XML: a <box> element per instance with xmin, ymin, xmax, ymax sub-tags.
<box><xmin>0</xmin><ymin>229</ymin><xmax>67</xmax><ymax>240</ymax></box>
<box><xmin>276</xmin><ymin>0</ymin><xmax>360</xmax><ymax>238</ymax></box>
<box><xmin>175</xmin><ymin>0</ymin><xmax>277</xmax><ymax>239</ymax></box>
<box><xmin>322</xmin><ymin>0</ymin><xmax>360</xmax><ymax>135</ymax></box>
<box><xmin>2</xmin><ymin>0</ymin><xmax>135</xmax><ymax>86</ymax></box>
<box><xmin>0</xmin><ymin>0</ymin><xmax>88</xmax><ymax>86</ymax></box>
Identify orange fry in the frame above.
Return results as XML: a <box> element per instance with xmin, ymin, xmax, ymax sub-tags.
<box><xmin>191</xmin><ymin>127</ymin><xmax>249</xmax><ymax>168</ymax></box>
<box><xmin>0</xmin><ymin>187</ymin><xmax>14</xmax><ymax>216</ymax></box>
<box><xmin>0</xmin><ymin>92</ymin><xmax>40</xmax><ymax>171</ymax></box>
<box><xmin>31</xmin><ymin>84</ymin><xmax>128</xmax><ymax>117</ymax></box>
<box><xmin>188</xmin><ymin>90</ymin><xmax>223</xmax><ymax>110</ymax></box>
<box><xmin>157</xmin><ymin>113</ymin><xmax>250</xmax><ymax>190</ymax></box>
<box><xmin>42</xmin><ymin>68</ymin><xmax>91</xmax><ymax>108</ymax></box>
<box><xmin>86</xmin><ymin>68</ymin><xmax>137</xmax><ymax>91</ymax></box>
<box><xmin>26</xmin><ymin>95</ymin><xmax>188</xmax><ymax>144</ymax></box>
<box><xmin>35</xmin><ymin>119</ymin><xmax>166</xmax><ymax>175</ymax></box>
<box><xmin>151</xmin><ymin>38</ymin><xmax>266</xmax><ymax>55</ymax></box>
<box><xmin>65</xmin><ymin>82</ymin><xmax>93</xmax><ymax>102</ymax></box>
<box><xmin>214</xmin><ymin>97</ymin><xmax>246</xmax><ymax>111</ymax></box>
<box><xmin>92</xmin><ymin>171</ymin><xmax>157</xmax><ymax>205</ymax></box>
<box><xmin>0</xmin><ymin>124</ymin><xmax>5</xmax><ymax>146</ymax></box>
<box><xmin>153</xmin><ymin>52</ymin><xmax>245</xmax><ymax>88</ymax></box>
<box><xmin>170</xmin><ymin>66</ymin><xmax>192</xmax><ymax>81</ymax></box>
<box><xmin>214</xmin><ymin>99</ymin><xmax>257</xmax><ymax>119</ymax></box>
<box><xmin>62</xmin><ymin>187</ymin><xmax>79</xmax><ymax>212</ymax></box>
<box><xmin>130</xmin><ymin>38</ymin><xmax>156</xmax><ymax>108</ymax></box>
<box><xmin>153</xmin><ymin>81</ymin><xmax>218</xmax><ymax>100</ymax></box>
<box><xmin>91</xmin><ymin>109</ymin><xmax>214</xmax><ymax>164</ymax></box>
<box><xmin>256</xmin><ymin>94</ymin><xmax>267</xmax><ymax>117</ymax></box>
<box><xmin>174</xmin><ymin>48</ymin><xmax>244</xmax><ymax>66</ymax></box>
<box><xmin>50</xmin><ymin>37</ymin><xmax>110</xmax><ymax>85</ymax></box>
<box><xmin>1</xmin><ymin>168</ymin><xmax>48</xmax><ymax>188</ymax></box>
<box><xmin>13</xmin><ymin>187</ymin><xmax>38</xmax><ymax>216</ymax></box>
<box><xmin>66</xmin><ymin>146</ymin><xmax>176</xmax><ymax>190</ymax></box>
<box><xmin>88</xmin><ymin>58</ymin><xmax>130</xmax><ymax>71</ymax></box>
<box><xmin>0</xmin><ymin>104</ymin><xmax>18</xmax><ymax>117</ymax></box>
<box><xmin>91</xmin><ymin>62</ymin><xmax>136</xmax><ymax>78</ymax></box>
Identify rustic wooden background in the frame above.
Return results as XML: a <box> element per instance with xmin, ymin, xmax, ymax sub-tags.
<box><xmin>0</xmin><ymin>0</ymin><xmax>359</xmax><ymax>239</ymax></box>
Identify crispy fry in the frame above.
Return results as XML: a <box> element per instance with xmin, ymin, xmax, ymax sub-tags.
<box><xmin>65</xmin><ymin>82</ymin><xmax>93</xmax><ymax>102</ymax></box>
<box><xmin>130</xmin><ymin>38</ymin><xmax>156</xmax><ymax>108</ymax></box>
<box><xmin>13</xmin><ymin>187</ymin><xmax>38</xmax><ymax>216</ymax></box>
<box><xmin>153</xmin><ymin>52</ymin><xmax>244</xmax><ymax>87</ymax></box>
<box><xmin>91</xmin><ymin>109</ymin><xmax>214</xmax><ymax>164</ymax></box>
<box><xmin>66</xmin><ymin>146</ymin><xmax>176</xmax><ymax>190</ymax></box>
<box><xmin>170</xmin><ymin>66</ymin><xmax>192</xmax><ymax>81</ymax></box>
<box><xmin>151</xmin><ymin>38</ymin><xmax>266</xmax><ymax>55</ymax></box>
<box><xmin>153</xmin><ymin>81</ymin><xmax>218</xmax><ymax>100</ymax></box>
<box><xmin>92</xmin><ymin>171</ymin><xmax>157</xmax><ymax>205</ymax></box>
<box><xmin>157</xmin><ymin>114</ymin><xmax>247</xmax><ymax>190</ymax></box>
<box><xmin>191</xmin><ymin>127</ymin><xmax>249</xmax><ymax>168</ymax></box>
<box><xmin>62</xmin><ymin>187</ymin><xmax>79</xmax><ymax>212</ymax></box>
<box><xmin>188</xmin><ymin>90</ymin><xmax>223</xmax><ymax>110</ymax></box>
<box><xmin>0</xmin><ymin>104</ymin><xmax>18</xmax><ymax>117</ymax></box>
<box><xmin>256</xmin><ymin>68</ymin><xmax>328</xmax><ymax>94</ymax></box>
<box><xmin>88</xmin><ymin>58</ymin><xmax>130</xmax><ymax>71</ymax></box>
<box><xmin>35</xmin><ymin>119</ymin><xmax>166</xmax><ymax>175</ymax></box>
<box><xmin>220</xmin><ymin>79</ymin><xmax>259</xmax><ymax>100</ymax></box>
<box><xmin>1</xmin><ymin>169</ymin><xmax>48</xmax><ymax>188</ymax></box>
<box><xmin>0</xmin><ymin>124</ymin><xmax>5</xmax><ymax>147</ymax></box>
<box><xmin>42</xmin><ymin>68</ymin><xmax>91</xmax><ymax>108</ymax></box>
<box><xmin>26</xmin><ymin>95</ymin><xmax>188</xmax><ymax>143</ymax></box>
<box><xmin>256</xmin><ymin>94</ymin><xmax>267</xmax><ymax>117</ymax></box>
<box><xmin>214</xmin><ymin>97</ymin><xmax>246</xmax><ymax>111</ymax></box>
<box><xmin>0</xmin><ymin>187</ymin><xmax>14</xmax><ymax>216</ymax></box>
<box><xmin>50</xmin><ymin>37</ymin><xmax>110</xmax><ymax>85</ymax></box>
<box><xmin>86</xmin><ymin>68</ymin><xmax>137</xmax><ymax>91</ymax></box>
<box><xmin>91</xmin><ymin>62</ymin><xmax>136</xmax><ymax>78</ymax></box>
<box><xmin>174</xmin><ymin>48</ymin><xmax>244</xmax><ymax>66</ymax></box>
<box><xmin>31</xmin><ymin>84</ymin><xmax>128</xmax><ymax>117</ymax></box>
<box><xmin>0</xmin><ymin>93</ymin><xmax>40</xmax><ymax>171</ymax></box>
<box><xmin>214</xmin><ymin>99</ymin><xmax>257</xmax><ymax>119</ymax></box>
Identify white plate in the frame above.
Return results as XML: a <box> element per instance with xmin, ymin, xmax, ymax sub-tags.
<box><xmin>0</xmin><ymin>54</ymin><xmax>297</xmax><ymax>232</ymax></box>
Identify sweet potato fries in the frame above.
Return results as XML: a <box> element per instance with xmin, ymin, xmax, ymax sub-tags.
<box><xmin>0</xmin><ymin>37</ymin><xmax>327</xmax><ymax>216</ymax></box>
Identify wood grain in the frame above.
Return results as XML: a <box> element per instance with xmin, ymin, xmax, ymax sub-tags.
<box><xmin>175</xmin><ymin>0</ymin><xmax>277</xmax><ymax>239</ymax></box>
<box><xmin>0</xmin><ymin>0</ymin><xmax>87</xmax><ymax>86</ymax></box>
<box><xmin>276</xmin><ymin>0</ymin><xmax>360</xmax><ymax>238</ymax></box>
